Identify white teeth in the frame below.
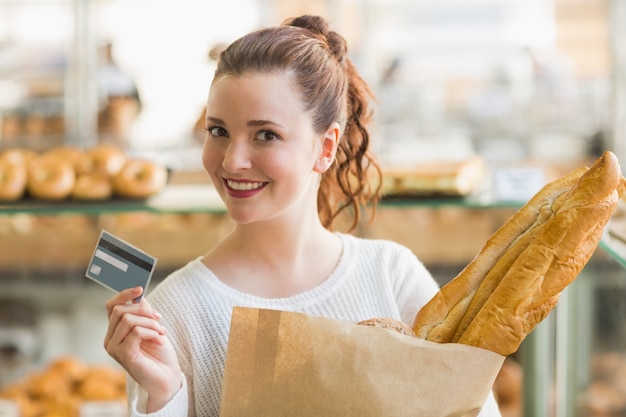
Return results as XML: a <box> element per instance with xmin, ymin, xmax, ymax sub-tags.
<box><xmin>227</xmin><ymin>180</ymin><xmax>265</xmax><ymax>191</ymax></box>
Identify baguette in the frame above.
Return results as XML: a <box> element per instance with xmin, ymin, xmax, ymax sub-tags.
<box><xmin>413</xmin><ymin>166</ymin><xmax>588</xmax><ymax>342</ymax></box>
<box><xmin>413</xmin><ymin>151</ymin><xmax>626</xmax><ymax>356</ymax></box>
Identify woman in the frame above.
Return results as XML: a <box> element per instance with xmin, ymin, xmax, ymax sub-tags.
<box><xmin>104</xmin><ymin>15</ymin><xmax>502</xmax><ymax>416</ymax></box>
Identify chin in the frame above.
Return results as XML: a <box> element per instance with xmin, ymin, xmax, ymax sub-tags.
<box><xmin>224</xmin><ymin>207</ymin><xmax>259</xmax><ymax>225</ymax></box>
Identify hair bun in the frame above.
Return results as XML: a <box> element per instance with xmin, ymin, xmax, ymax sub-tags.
<box><xmin>285</xmin><ymin>15</ymin><xmax>347</xmax><ymax>63</ymax></box>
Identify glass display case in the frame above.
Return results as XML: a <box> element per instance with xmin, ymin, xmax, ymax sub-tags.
<box><xmin>0</xmin><ymin>0</ymin><xmax>81</xmax><ymax>149</ymax></box>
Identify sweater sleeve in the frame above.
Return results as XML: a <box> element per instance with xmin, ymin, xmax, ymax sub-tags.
<box><xmin>125</xmin><ymin>278</ymin><xmax>196</xmax><ymax>417</ymax></box>
<box><xmin>127</xmin><ymin>374</ymin><xmax>189</xmax><ymax>417</ymax></box>
<box><xmin>478</xmin><ymin>391</ymin><xmax>503</xmax><ymax>417</ymax></box>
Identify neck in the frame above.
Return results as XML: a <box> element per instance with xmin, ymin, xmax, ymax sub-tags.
<box><xmin>205</xmin><ymin>216</ymin><xmax>342</xmax><ymax>298</ymax></box>
<box><xmin>230</xmin><ymin>216</ymin><xmax>333</xmax><ymax>265</ymax></box>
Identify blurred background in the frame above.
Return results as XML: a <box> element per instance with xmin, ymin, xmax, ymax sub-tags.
<box><xmin>1</xmin><ymin>0</ymin><xmax>624</xmax><ymax>167</ymax></box>
<box><xmin>2</xmin><ymin>1</ymin><xmax>626</xmax><ymax>416</ymax></box>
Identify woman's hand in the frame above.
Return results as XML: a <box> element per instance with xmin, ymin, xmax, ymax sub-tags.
<box><xmin>104</xmin><ymin>286</ymin><xmax>182</xmax><ymax>412</ymax></box>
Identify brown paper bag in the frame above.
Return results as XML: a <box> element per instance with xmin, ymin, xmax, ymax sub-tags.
<box><xmin>219</xmin><ymin>307</ymin><xmax>505</xmax><ymax>417</ymax></box>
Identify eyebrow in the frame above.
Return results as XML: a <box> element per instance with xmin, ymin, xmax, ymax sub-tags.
<box><xmin>206</xmin><ymin>116</ymin><xmax>225</xmax><ymax>125</ymax></box>
<box><xmin>247</xmin><ymin>119</ymin><xmax>283</xmax><ymax>128</ymax></box>
<box><xmin>206</xmin><ymin>116</ymin><xmax>283</xmax><ymax>128</ymax></box>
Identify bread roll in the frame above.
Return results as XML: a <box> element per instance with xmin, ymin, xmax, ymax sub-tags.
<box><xmin>72</xmin><ymin>172</ymin><xmax>113</xmax><ymax>200</ymax></box>
<box><xmin>112</xmin><ymin>158</ymin><xmax>168</xmax><ymax>198</ymax></box>
<box><xmin>0</xmin><ymin>161</ymin><xmax>28</xmax><ymax>201</ymax></box>
<box><xmin>42</xmin><ymin>146</ymin><xmax>84</xmax><ymax>171</ymax></box>
<box><xmin>27</xmin><ymin>156</ymin><xmax>76</xmax><ymax>201</ymax></box>
<box><xmin>0</xmin><ymin>148</ymin><xmax>38</xmax><ymax>166</ymax></box>
<box><xmin>413</xmin><ymin>151</ymin><xmax>626</xmax><ymax>356</ymax></box>
<box><xmin>357</xmin><ymin>317</ymin><xmax>415</xmax><ymax>336</ymax></box>
<box><xmin>77</xmin><ymin>144</ymin><xmax>126</xmax><ymax>177</ymax></box>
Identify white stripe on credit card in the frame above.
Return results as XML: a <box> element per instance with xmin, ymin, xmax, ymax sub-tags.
<box><xmin>95</xmin><ymin>248</ymin><xmax>129</xmax><ymax>272</ymax></box>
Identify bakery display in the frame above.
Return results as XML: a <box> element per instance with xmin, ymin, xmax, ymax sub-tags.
<box><xmin>411</xmin><ymin>151</ymin><xmax>625</xmax><ymax>356</ymax></box>
<box><xmin>0</xmin><ymin>144</ymin><xmax>168</xmax><ymax>202</ymax></box>
<box><xmin>381</xmin><ymin>156</ymin><xmax>487</xmax><ymax>197</ymax></box>
<box><xmin>0</xmin><ymin>356</ymin><xmax>126</xmax><ymax>417</ymax></box>
<box><xmin>579</xmin><ymin>352</ymin><xmax>626</xmax><ymax>415</ymax></box>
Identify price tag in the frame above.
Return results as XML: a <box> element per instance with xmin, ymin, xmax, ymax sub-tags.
<box><xmin>0</xmin><ymin>400</ymin><xmax>19</xmax><ymax>417</ymax></box>
<box><xmin>493</xmin><ymin>166</ymin><xmax>546</xmax><ymax>203</ymax></box>
<box><xmin>80</xmin><ymin>401</ymin><xmax>128</xmax><ymax>417</ymax></box>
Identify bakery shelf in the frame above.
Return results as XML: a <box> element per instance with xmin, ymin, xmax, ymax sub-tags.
<box><xmin>600</xmin><ymin>234</ymin><xmax>626</xmax><ymax>270</ymax></box>
<box><xmin>598</xmin><ymin>205</ymin><xmax>626</xmax><ymax>270</ymax></box>
<box><xmin>381</xmin><ymin>192</ymin><xmax>523</xmax><ymax>209</ymax></box>
<box><xmin>0</xmin><ymin>184</ymin><xmax>227</xmax><ymax>215</ymax></box>
<box><xmin>0</xmin><ymin>184</ymin><xmax>525</xmax><ymax>216</ymax></box>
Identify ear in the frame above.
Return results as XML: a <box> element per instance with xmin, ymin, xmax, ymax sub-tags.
<box><xmin>313</xmin><ymin>122</ymin><xmax>340</xmax><ymax>173</ymax></box>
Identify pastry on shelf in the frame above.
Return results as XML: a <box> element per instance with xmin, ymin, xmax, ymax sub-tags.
<box><xmin>381</xmin><ymin>156</ymin><xmax>487</xmax><ymax>197</ymax></box>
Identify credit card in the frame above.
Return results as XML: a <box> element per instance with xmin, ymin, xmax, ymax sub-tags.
<box><xmin>85</xmin><ymin>230</ymin><xmax>157</xmax><ymax>300</ymax></box>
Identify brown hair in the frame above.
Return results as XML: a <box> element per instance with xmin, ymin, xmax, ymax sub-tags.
<box><xmin>214</xmin><ymin>15</ymin><xmax>382</xmax><ymax>232</ymax></box>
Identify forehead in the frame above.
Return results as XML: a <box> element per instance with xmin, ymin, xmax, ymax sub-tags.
<box><xmin>208</xmin><ymin>72</ymin><xmax>304</xmax><ymax>111</ymax></box>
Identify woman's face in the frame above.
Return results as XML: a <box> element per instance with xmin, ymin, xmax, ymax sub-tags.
<box><xmin>202</xmin><ymin>72</ymin><xmax>335</xmax><ymax>225</ymax></box>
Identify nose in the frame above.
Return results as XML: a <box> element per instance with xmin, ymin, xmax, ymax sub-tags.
<box><xmin>222</xmin><ymin>139</ymin><xmax>252</xmax><ymax>172</ymax></box>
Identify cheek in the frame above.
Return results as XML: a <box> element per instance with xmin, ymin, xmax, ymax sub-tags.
<box><xmin>270</xmin><ymin>145</ymin><xmax>304</xmax><ymax>171</ymax></box>
<box><xmin>201</xmin><ymin>141</ymin><xmax>221</xmax><ymax>176</ymax></box>
<box><xmin>266</xmin><ymin>149</ymin><xmax>316</xmax><ymax>187</ymax></box>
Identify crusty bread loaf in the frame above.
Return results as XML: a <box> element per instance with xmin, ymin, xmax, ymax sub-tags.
<box><xmin>413</xmin><ymin>151</ymin><xmax>626</xmax><ymax>356</ymax></box>
<box><xmin>413</xmin><ymin>165</ymin><xmax>588</xmax><ymax>342</ymax></box>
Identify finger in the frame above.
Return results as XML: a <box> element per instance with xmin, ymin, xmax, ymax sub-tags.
<box><xmin>104</xmin><ymin>302</ymin><xmax>164</xmax><ymax>347</ymax></box>
<box><xmin>106</xmin><ymin>290</ymin><xmax>161</xmax><ymax>323</ymax></box>
<box><xmin>106</xmin><ymin>302</ymin><xmax>143</xmax><ymax>342</ymax></box>
<box><xmin>105</xmin><ymin>313</ymin><xmax>168</xmax><ymax>354</ymax></box>
<box><xmin>106</xmin><ymin>287</ymin><xmax>144</xmax><ymax>318</ymax></box>
<box><xmin>106</xmin><ymin>325</ymin><xmax>167</xmax><ymax>363</ymax></box>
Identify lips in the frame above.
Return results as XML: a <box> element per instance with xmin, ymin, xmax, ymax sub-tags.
<box><xmin>223</xmin><ymin>178</ymin><xmax>268</xmax><ymax>197</ymax></box>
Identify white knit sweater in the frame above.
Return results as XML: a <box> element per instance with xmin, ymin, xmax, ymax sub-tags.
<box><xmin>128</xmin><ymin>233</ymin><xmax>502</xmax><ymax>416</ymax></box>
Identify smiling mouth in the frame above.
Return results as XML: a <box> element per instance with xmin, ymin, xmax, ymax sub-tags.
<box><xmin>225</xmin><ymin>179</ymin><xmax>268</xmax><ymax>191</ymax></box>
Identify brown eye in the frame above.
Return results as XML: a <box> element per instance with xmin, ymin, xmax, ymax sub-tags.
<box><xmin>208</xmin><ymin>126</ymin><xmax>228</xmax><ymax>137</ymax></box>
<box><xmin>255</xmin><ymin>130</ymin><xmax>280</xmax><ymax>142</ymax></box>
